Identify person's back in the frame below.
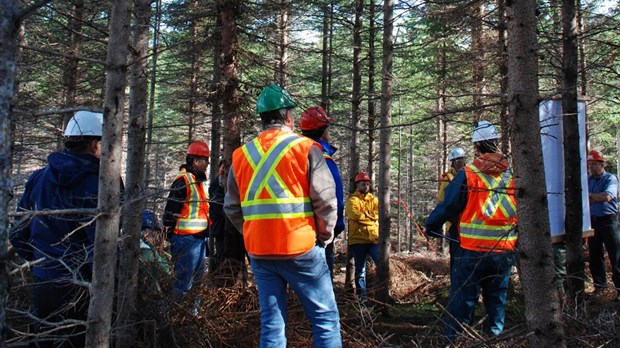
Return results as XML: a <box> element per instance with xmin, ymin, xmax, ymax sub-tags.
<box><xmin>224</xmin><ymin>85</ymin><xmax>341</xmax><ymax>348</ymax></box>
<box><xmin>11</xmin><ymin>110</ymin><xmax>103</xmax><ymax>348</ymax></box>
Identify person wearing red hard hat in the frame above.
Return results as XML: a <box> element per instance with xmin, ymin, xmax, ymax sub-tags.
<box><xmin>300</xmin><ymin>106</ymin><xmax>344</xmax><ymax>281</ymax></box>
<box><xmin>346</xmin><ymin>172</ymin><xmax>379</xmax><ymax>299</ymax></box>
<box><xmin>586</xmin><ymin>149</ymin><xmax>620</xmax><ymax>301</ymax></box>
<box><xmin>163</xmin><ymin>141</ymin><xmax>212</xmax><ymax>313</ymax></box>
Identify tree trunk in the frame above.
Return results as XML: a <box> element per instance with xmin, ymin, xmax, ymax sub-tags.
<box><xmin>345</xmin><ymin>0</ymin><xmax>364</xmax><ymax>289</ymax></box>
<box><xmin>471</xmin><ymin>3</ymin><xmax>486</xmax><ymax>121</ymax></box>
<box><xmin>114</xmin><ymin>0</ymin><xmax>151</xmax><ymax>344</ymax></box>
<box><xmin>145</xmin><ymin>0</ymin><xmax>162</xmax><ymax>192</ymax></box>
<box><xmin>320</xmin><ymin>1</ymin><xmax>332</xmax><ymax>112</ymax></box>
<box><xmin>497</xmin><ymin>0</ymin><xmax>510</xmax><ymax>154</ymax></box>
<box><xmin>576</xmin><ymin>0</ymin><xmax>588</xmax><ymax>96</ymax></box>
<box><xmin>85</xmin><ymin>0</ymin><xmax>131</xmax><ymax>345</ymax></box>
<box><xmin>0</xmin><ymin>2</ymin><xmax>19</xmax><ymax>345</ymax></box>
<box><xmin>367</xmin><ymin>0</ymin><xmax>376</xmax><ymax>179</ymax></box>
<box><xmin>561</xmin><ymin>0</ymin><xmax>585</xmax><ymax>303</ymax></box>
<box><xmin>209</xmin><ymin>11</ymin><xmax>223</xmax><ymax>182</ymax></box>
<box><xmin>376</xmin><ymin>0</ymin><xmax>393</xmax><ymax>311</ymax></box>
<box><xmin>60</xmin><ymin>0</ymin><xmax>84</xmax><ymax>149</ymax></box>
<box><xmin>276</xmin><ymin>0</ymin><xmax>289</xmax><ymax>87</ymax></box>
<box><xmin>188</xmin><ymin>0</ymin><xmax>199</xmax><ymax>142</ymax></box>
<box><xmin>219</xmin><ymin>0</ymin><xmax>246</xmax><ymax>281</ymax></box>
<box><xmin>506</xmin><ymin>1</ymin><xmax>566</xmax><ymax>346</ymax></box>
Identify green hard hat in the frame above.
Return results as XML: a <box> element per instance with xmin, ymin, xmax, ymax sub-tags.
<box><xmin>256</xmin><ymin>85</ymin><xmax>297</xmax><ymax>114</ymax></box>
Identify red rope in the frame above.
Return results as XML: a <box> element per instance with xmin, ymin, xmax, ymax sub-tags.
<box><xmin>396</xmin><ymin>197</ymin><xmax>437</xmax><ymax>253</ymax></box>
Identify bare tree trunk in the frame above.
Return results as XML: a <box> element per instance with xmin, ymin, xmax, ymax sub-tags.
<box><xmin>114</xmin><ymin>0</ymin><xmax>151</xmax><ymax>344</ymax></box>
<box><xmin>219</xmin><ymin>0</ymin><xmax>246</xmax><ymax>280</ymax></box>
<box><xmin>471</xmin><ymin>3</ymin><xmax>486</xmax><ymax>121</ymax></box>
<box><xmin>145</xmin><ymin>0</ymin><xmax>162</xmax><ymax>192</ymax></box>
<box><xmin>60</xmin><ymin>0</ymin><xmax>84</xmax><ymax>149</ymax></box>
<box><xmin>497</xmin><ymin>0</ymin><xmax>510</xmax><ymax>154</ymax></box>
<box><xmin>85</xmin><ymin>0</ymin><xmax>131</xmax><ymax>345</ymax></box>
<box><xmin>561</xmin><ymin>0</ymin><xmax>585</xmax><ymax>303</ymax></box>
<box><xmin>188</xmin><ymin>0</ymin><xmax>199</xmax><ymax>142</ymax></box>
<box><xmin>367</xmin><ymin>0</ymin><xmax>376</xmax><ymax>179</ymax></box>
<box><xmin>350</xmin><ymin>0</ymin><xmax>363</xmax><ymax>182</ymax></box>
<box><xmin>376</xmin><ymin>0</ymin><xmax>393</xmax><ymax>311</ymax></box>
<box><xmin>209</xmin><ymin>12</ymin><xmax>223</xmax><ymax>181</ymax></box>
<box><xmin>576</xmin><ymin>0</ymin><xmax>588</xmax><ymax>96</ymax></box>
<box><xmin>320</xmin><ymin>1</ymin><xmax>332</xmax><ymax>112</ymax></box>
<box><xmin>345</xmin><ymin>0</ymin><xmax>364</xmax><ymax>290</ymax></box>
<box><xmin>276</xmin><ymin>0</ymin><xmax>289</xmax><ymax>87</ymax></box>
<box><xmin>506</xmin><ymin>1</ymin><xmax>565</xmax><ymax>346</ymax></box>
<box><xmin>0</xmin><ymin>2</ymin><xmax>20</xmax><ymax>345</ymax></box>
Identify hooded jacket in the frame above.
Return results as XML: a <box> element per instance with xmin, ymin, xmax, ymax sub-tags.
<box><xmin>316</xmin><ymin>139</ymin><xmax>345</xmax><ymax>236</ymax></box>
<box><xmin>11</xmin><ymin>151</ymin><xmax>100</xmax><ymax>281</ymax></box>
<box><xmin>425</xmin><ymin>153</ymin><xmax>517</xmax><ymax>250</ymax></box>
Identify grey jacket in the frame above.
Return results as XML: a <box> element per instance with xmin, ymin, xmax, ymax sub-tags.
<box><xmin>224</xmin><ymin>125</ymin><xmax>337</xmax><ymax>258</ymax></box>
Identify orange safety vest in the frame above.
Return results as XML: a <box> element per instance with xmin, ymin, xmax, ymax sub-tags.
<box><xmin>231</xmin><ymin>129</ymin><xmax>318</xmax><ymax>256</ymax></box>
<box><xmin>459</xmin><ymin>164</ymin><xmax>518</xmax><ymax>252</ymax></box>
<box><xmin>173</xmin><ymin>169</ymin><xmax>210</xmax><ymax>236</ymax></box>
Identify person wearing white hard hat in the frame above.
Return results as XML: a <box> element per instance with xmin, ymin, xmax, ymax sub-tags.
<box><xmin>11</xmin><ymin>110</ymin><xmax>104</xmax><ymax>347</ymax></box>
<box><xmin>425</xmin><ymin>120</ymin><xmax>517</xmax><ymax>344</ymax></box>
<box><xmin>437</xmin><ymin>147</ymin><xmax>467</xmax><ymax>273</ymax></box>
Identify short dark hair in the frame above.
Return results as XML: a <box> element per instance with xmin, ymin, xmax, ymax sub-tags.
<box><xmin>301</xmin><ymin>126</ymin><xmax>328</xmax><ymax>140</ymax></box>
<box><xmin>260</xmin><ymin>108</ymin><xmax>290</xmax><ymax>128</ymax></box>
<box><xmin>64</xmin><ymin>136</ymin><xmax>101</xmax><ymax>153</ymax></box>
<box><xmin>474</xmin><ymin>139</ymin><xmax>499</xmax><ymax>154</ymax></box>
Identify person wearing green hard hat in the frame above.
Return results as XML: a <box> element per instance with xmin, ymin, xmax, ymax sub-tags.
<box><xmin>225</xmin><ymin>85</ymin><xmax>342</xmax><ymax>347</ymax></box>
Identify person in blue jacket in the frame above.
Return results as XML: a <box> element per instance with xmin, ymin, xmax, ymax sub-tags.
<box><xmin>11</xmin><ymin>110</ymin><xmax>103</xmax><ymax>348</ymax></box>
<box><xmin>300</xmin><ymin>106</ymin><xmax>345</xmax><ymax>279</ymax></box>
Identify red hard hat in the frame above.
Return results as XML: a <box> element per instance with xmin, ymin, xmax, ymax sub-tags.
<box><xmin>354</xmin><ymin>172</ymin><xmax>371</xmax><ymax>183</ymax></box>
<box><xmin>300</xmin><ymin>106</ymin><xmax>334</xmax><ymax>131</ymax></box>
<box><xmin>187</xmin><ymin>141</ymin><xmax>210</xmax><ymax>157</ymax></box>
<box><xmin>587</xmin><ymin>150</ymin><xmax>604</xmax><ymax>162</ymax></box>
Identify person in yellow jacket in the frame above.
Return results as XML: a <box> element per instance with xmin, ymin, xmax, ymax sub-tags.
<box><xmin>224</xmin><ymin>85</ymin><xmax>341</xmax><ymax>347</ymax></box>
<box><xmin>438</xmin><ymin>147</ymin><xmax>466</xmax><ymax>265</ymax></box>
<box><xmin>346</xmin><ymin>172</ymin><xmax>379</xmax><ymax>299</ymax></box>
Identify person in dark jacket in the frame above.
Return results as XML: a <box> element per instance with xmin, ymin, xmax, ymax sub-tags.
<box><xmin>208</xmin><ymin>161</ymin><xmax>227</xmax><ymax>271</ymax></box>
<box><xmin>163</xmin><ymin>141</ymin><xmax>211</xmax><ymax>310</ymax></box>
<box><xmin>11</xmin><ymin>110</ymin><xmax>103</xmax><ymax>348</ymax></box>
<box><xmin>299</xmin><ymin>106</ymin><xmax>345</xmax><ymax>279</ymax></box>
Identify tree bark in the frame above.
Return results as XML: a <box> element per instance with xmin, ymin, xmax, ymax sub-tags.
<box><xmin>188</xmin><ymin>0</ymin><xmax>199</xmax><ymax>142</ymax></box>
<box><xmin>85</xmin><ymin>0</ymin><xmax>131</xmax><ymax>345</ymax></box>
<box><xmin>506</xmin><ymin>1</ymin><xmax>566</xmax><ymax>346</ymax></box>
<box><xmin>376</xmin><ymin>0</ymin><xmax>393</xmax><ymax>311</ymax></box>
<box><xmin>345</xmin><ymin>0</ymin><xmax>364</xmax><ymax>289</ymax></box>
<box><xmin>497</xmin><ymin>0</ymin><xmax>510</xmax><ymax>154</ymax></box>
<box><xmin>0</xmin><ymin>2</ymin><xmax>19</xmax><ymax>345</ymax></box>
<box><xmin>145</xmin><ymin>0</ymin><xmax>162</xmax><ymax>191</ymax></box>
<box><xmin>114</xmin><ymin>0</ymin><xmax>151</xmax><ymax>344</ymax></box>
<box><xmin>276</xmin><ymin>0</ymin><xmax>289</xmax><ymax>87</ymax></box>
<box><xmin>367</xmin><ymin>0</ymin><xmax>376</xmax><ymax>179</ymax></box>
<box><xmin>471</xmin><ymin>2</ymin><xmax>486</xmax><ymax>121</ymax></box>
<box><xmin>561</xmin><ymin>0</ymin><xmax>585</xmax><ymax>302</ymax></box>
<box><xmin>320</xmin><ymin>1</ymin><xmax>332</xmax><ymax>112</ymax></box>
<box><xmin>219</xmin><ymin>0</ymin><xmax>246</xmax><ymax>279</ymax></box>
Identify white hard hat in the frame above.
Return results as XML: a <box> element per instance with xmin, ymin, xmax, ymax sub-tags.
<box><xmin>64</xmin><ymin>111</ymin><xmax>103</xmax><ymax>137</ymax></box>
<box><xmin>448</xmin><ymin>147</ymin><xmax>466</xmax><ymax>160</ymax></box>
<box><xmin>472</xmin><ymin>120</ymin><xmax>500</xmax><ymax>142</ymax></box>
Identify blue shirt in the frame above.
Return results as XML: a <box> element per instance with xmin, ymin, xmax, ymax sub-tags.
<box><xmin>316</xmin><ymin>139</ymin><xmax>345</xmax><ymax>235</ymax></box>
<box><xmin>588</xmin><ymin>171</ymin><xmax>618</xmax><ymax>217</ymax></box>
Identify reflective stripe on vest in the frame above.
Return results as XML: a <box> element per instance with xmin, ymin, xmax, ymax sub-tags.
<box><xmin>460</xmin><ymin>164</ymin><xmax>517</xmax><ymax>252</ymax></box>
<box><xmin>174</xmin><ymin>172</ymin><xmax>209</xmax><ymax>234</ymax></box>
<box><xmin>240</xmin><ymin>134</ymin><xmax>314</xmax><ymax>220</ymax></box>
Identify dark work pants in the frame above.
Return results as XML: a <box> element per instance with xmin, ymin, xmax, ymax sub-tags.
<box><xmin>31</xmin><ymin>277</ymin><xmax>89</xmax><ymax>348</ymax></box>
<box><xmin>588</xmin><ymin>215</ymin><xmax>620</xmax><ymax>291</ymax></box>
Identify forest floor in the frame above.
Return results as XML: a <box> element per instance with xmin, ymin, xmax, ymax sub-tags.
<box><xmin>7</xmin><ymin>240</ymin><xmax>620</xmax><ymax>347</ymax></box>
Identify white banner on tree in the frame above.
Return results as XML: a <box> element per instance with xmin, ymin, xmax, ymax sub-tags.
<box><xmin>539</xmin><ymin>98</ymin><xmax>592</xmax><ymax>241</ymax></box>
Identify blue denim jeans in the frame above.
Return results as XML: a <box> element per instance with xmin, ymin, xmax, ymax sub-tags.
<box><xmin>171</xmin><ymin>234</ymin><xmax>207</xmax><ymax>300</ymax></box>
<box><xmin>250</xmin><ymin>245</ymin><xmax>342</xmax><ymax>348</ymax></box>
<box><xmin>349</xmin><ymin>243</ymin><xmax>379</xmax><ymax>298</ymax></box>
<box><xmin>445</xmin><ymin>248</ymin><xmax>515</xmax><ymax>344</ymax></box>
